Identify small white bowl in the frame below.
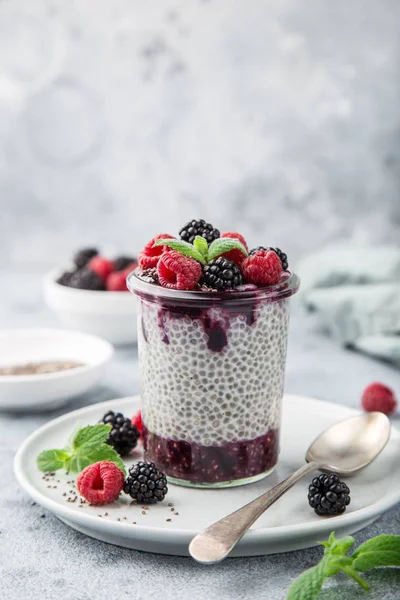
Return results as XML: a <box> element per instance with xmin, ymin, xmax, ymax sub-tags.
<box><xmin>43</xmin><ymin>269</ymin><xmax>137</xmax><ymax>345</ymax></box>
<box><xmin>0</xmin><ymin>328</ymin><xmax>114</xmax><ymax>411</ymax></box>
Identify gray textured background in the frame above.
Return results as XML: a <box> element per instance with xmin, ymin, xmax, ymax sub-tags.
<box><xmin>1</xmin><ymin>0</ymin><xmax>400</xmax><ymax>267</ymax></box>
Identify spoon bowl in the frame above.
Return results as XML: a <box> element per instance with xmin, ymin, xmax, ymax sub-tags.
<box><xmin>306</xmin><ymin>412</ymin><xmax>391</xmax><ymax>475</ymax></box>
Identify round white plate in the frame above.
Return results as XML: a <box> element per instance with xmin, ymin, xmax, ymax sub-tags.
<box><xmin>14</xmin><ymin>395</ymin><xmax>400</xmax><ymax>556</ymax></box>
<box><xmin>0</xmin><ymin>329</ymin><xmax>114</xmax><ymax>411</ymax></box>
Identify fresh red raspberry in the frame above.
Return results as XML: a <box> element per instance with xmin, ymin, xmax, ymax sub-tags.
<box><xmin>77</xmin><ymin>461</ymin><xmax>125</xmax><ymax>505</ymax></box>
<box><xmin>242</xmin><ymin>250</ymin><xmax>282</xmax><ymax>285</ymax></box>
<box><xmin>138</xmin><ymin>234</ymin><xmax>175</xmax><ymax>270</ymax></box>
<box><xmin>361</xmin><ymin>382</ymin><xmax>397</xmax><ymax>415</ymax></box>
<box><xmin>220</xmin><ymin>232</ymin><xmax>249</xmax><ymax>265</ymax></box>
<box><xmin>131</xmin><ymin>410</ymin><xmax>143</xmax><ymax>435</ymax></box>
<box><xmin>88</xmin><ymin>256</ymin><xmax>115</xmax><ymax>281</ymax></box>
<box><xmin>157</xmin><ymin>251</ymin><xmax>202</xmax><ymax>290</ymax></box>
<box><xmin>106</xmin><ymin>271</ymin><xmax>129</xmax><ymax>292</ymax></box>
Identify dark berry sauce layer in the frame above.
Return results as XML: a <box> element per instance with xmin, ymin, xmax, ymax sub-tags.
<box><xmin>142</xmin><ymin>426</ymin><xmax>279</xmax><ymax>484</ymax></box>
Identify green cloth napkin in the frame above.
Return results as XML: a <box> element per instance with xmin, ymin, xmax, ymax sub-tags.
<box><xmin>299</xmin><ymin>246</ymin><xmax>400</xmax><ymax>365</ymax></box>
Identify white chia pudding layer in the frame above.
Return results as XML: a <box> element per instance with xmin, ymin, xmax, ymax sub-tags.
<box><xmin>138</xmin><ymin>297</ymin><xmax>291</xmax><ymax>446</ymax></box>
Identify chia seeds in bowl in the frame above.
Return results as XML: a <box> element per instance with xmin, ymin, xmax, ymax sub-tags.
<box><xmin>128</xmin><ymin>269</ymin><xmax>300</xmax><ymax>488</ymax></box>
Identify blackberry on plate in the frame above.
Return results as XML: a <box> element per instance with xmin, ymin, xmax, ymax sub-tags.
<box><xmin>73</xmin><ymin>248</ymin><xmax>98</xmax><ymax>269</ymax></box>
<box><xmin>249</xmin><ymin>247</ymin><xmax>289</xmax><ymax>271</ymax></box>
<box><xmin>69</xmin><ymin>266</ymin><xmax>106</xmax><ymax>291</ymax></box>
<box><xmin>308</xmin><ymin>473</ymin><xmax>350</xmax><ymax>516</ymax></box>
<box><xmin>57</xmin><ymin>271</ymin><xmax>75</xmax><ymax>286</ymax></box>
<box><xmin>202</xmin><ymin>257</ymin><xmax>243</xmax><ymax>290</ymax></box>
<box><xmin>114</xmin><ymin>256</ymin><xmax>137</xmax><ymax>272</ymax></box>
<box><xmin>100</xmin><ymin>411</ymin><xmax>140</xmax><ymax>455</ymax></box>
<box><xmin>123</xmin><ymin>461</ymin><xmax>168</xmax><ymax>504</ymax></box>
<box><xmin>179</xmin><ymin>219</ymin><xmax>220</xmax><ymax>244</ymax></box>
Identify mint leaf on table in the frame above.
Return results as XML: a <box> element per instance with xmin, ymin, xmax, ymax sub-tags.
<box><xmin>286</xmin><ymin>532</ymin><xmax>400</xmax><ymax>599</ymax></box>
<box><xmin>36</xmin><ymin>422</ymin><xmax>126</xmax><ymax>475</ymax></box>
<box><xmin>207</xmin><ymin>238</ymin><xmax>248</xmax><ymax>262</ymax></box>
<box><xmin>153</xmin><ymin>239</ymin><xmax>206</xmax><ymax>263</ymax></box>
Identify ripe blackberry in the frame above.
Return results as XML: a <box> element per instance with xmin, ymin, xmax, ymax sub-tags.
<box><xmin>202</xmin><ymin>257</ymin><xmax>243</xmax><ymax>290</ymax></box>
<box><xmin>73</xmin><ymin>248</ymin><xmax>98</xmax><ymax>269</ymax></box>
<box><xmin>101</xmin><ymin>411</ymin><xmax>140</xmax><ymax>456</ymax></box>
<box><xmin>57</xmin><ymin>271</ymin><xmax>75</xmax><ymax>286</ymax></box>
<box><xmin>179</xmin><ymin>219</ymin><xmax>220</xmax><ymax>244</ymax></box>
<box><xmin>308</xmin><ymin>473</ymin><xmax>350</xmax><ymax>516</ymax></box>
<box><xmin>114</xmin><ymin>256</ymin><xmax>137</xmax><ymax>272</ymax></box>
<box><xmin>69</xmin><ymin>267</ymin><xmax>106</xmax><ymax>291</ymax></box>
<box><xmin>123</xmin><ymin>462</ymin><xmax>168</xmax><ymax>504</ymax></box>
<box><xmin>249</xmin><ymin>247</ymin><xmax>289</xmax><ymax>270</ymax></box>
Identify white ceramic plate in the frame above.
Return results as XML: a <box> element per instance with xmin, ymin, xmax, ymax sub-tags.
<box><xmin>14</xmin><ymin>395</ymin><xmax>400</xmax><ymax>556</ymax></box>
<box><xmin>43</xmin><ymin>269</ymin><xmax>137</xmax><ymax>346</ymax></box>
<box><xmin>0</xmin><ymin>329</ymin><xmax>114</xmax><ymax>411</ymax></box>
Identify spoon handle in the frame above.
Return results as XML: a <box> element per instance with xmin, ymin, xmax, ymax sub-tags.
<box><xmin>189</xmin><ymin>461</ymin><xmax>320</xmax><ymax>564</ymax></box>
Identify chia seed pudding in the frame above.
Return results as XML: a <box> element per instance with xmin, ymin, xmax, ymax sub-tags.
<box><xmin>128</xmin><ymin>270</ymin><xmax>300</xmax><ymax>488</ymax></box>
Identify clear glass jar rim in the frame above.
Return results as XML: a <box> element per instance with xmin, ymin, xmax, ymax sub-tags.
<box><xmin>127</xmin><ymin>269</ymin><xmax>300</xmax><ymax>304</ymax></box>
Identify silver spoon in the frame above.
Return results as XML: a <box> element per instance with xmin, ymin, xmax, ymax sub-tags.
<box><xmin>189</xmin><ymin>411</ymin><xmax>391</xmax><ymax>564</ymax></box>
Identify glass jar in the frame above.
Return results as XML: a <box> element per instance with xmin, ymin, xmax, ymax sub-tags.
<box><xmin>128</xmin><ymin>272</ymin><xmax>300</xmax><ymax>488</ymax></box>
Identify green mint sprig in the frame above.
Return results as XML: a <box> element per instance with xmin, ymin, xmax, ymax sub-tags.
<box><xmin>153</xmin><ymin>236</ymin><xmax>248</xmax><ymax>264</ymax></box>
<box><xmin>287</xmin><ymin>532</ymin><xmax>400</xmax><ymax>599</ymax></box>
<box><xmin>37</xmin><ymin>424</ymin><xmax>126</xmax><ymax>475</ymax></box>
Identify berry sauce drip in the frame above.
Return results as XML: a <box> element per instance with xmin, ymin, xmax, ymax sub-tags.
<box><xmin>201</xmin><ymin>314</ymin><xmax>229</xmax><ymax>352</ymax></box>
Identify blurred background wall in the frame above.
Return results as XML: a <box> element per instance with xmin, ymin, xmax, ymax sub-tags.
<box><xmin>1</xmin><ymin>0</ymin><xmax>399</xmax><ymax>268</ymax></box>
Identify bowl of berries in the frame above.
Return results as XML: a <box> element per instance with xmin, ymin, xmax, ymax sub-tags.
<box><xmin>43</xmin><ymin>248</ymin><xmax>138</xmax><ymax>345</ymax></box>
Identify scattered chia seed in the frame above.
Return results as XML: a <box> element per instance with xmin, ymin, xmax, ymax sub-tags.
<box><xmin>62</xmin><ymin>493</ymin><xmax>66</xmax><ymax>497</ymax></box>
<box><xmin>170</xmin><ymin>508</ymin><xmax>175</xmax><ymax>512</ymax></box>
<box><xmin>166</xmin><ymin>519</ymin><xmax>172</xmax><ymax>522</ymax></box>
<box><xmin>142</xmin><ymin>511</ymin><xmax>146</xmax><ymax>515</ymax></box>
<box><xmin>40</xmin><ymin>514</ymin><xmax>45</xmax><ymax>518</ymax></box>
<box><xmin>117</xmin><ymin>518</ymin><xmax>121</xmax><ymax>521</ymax></box>
<box><xmin>168</xmin><ymin>503</ymin><xmax>174</xmax><ymax>507</ymax></box>
<box><xmin>174</xmin><ymin>512</ymin><xmax>179</xmax><ymax>516</ymax></box>
<box><xmin>31</xmin><ymin>502</ymin><xmax>36</xmax><ymax>506</ymax></box>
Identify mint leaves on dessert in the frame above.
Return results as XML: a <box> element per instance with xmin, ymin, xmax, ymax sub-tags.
<box><xmin>154</xmin><ymin>236</ymin><xmax>248</xmax><ymax>264</ymax></box>
<box><xmin>37</xmin><ymin>424</ymin><xmax>126</xmax><ymax>475</ymax></box>
<box><xmin>287</xmin><ymin>532</ymin><xmax>400</xmax><ymax>599</ymax></box>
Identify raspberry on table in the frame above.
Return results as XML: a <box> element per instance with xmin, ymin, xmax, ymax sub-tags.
<box><xmin>138</xmin><ymin>234</ymin><xmax>175</xmax><ymax>270</ymax></box>
<box><xmin>157</xmin><ymin>251</ymin><xmax>202</xmax><ymax>290</ymax></box>
<box><xmin>101</xmin><ymin>411</ymin><xmax>140</xmax><ymax>455</ymax></box>
<box><xmin>179</xmin><ymin>219</ymin><xmax>220</xmax><ymax>244</ymax></box>
<box><xmin>202</xmin><ymin>257</ymin><xmax>243</xmax><ymax>290</ymax></box>
<box><xmin>77</xmin><ymin>461</ymin><xmax>125</xmax><ymax>505</ymax></box>
<box><xmin>123</xmin><ymin>461</ymin><xmax>168</xmax><ymax>504</ymax></box>
<box><xmin>242</xmin><ymin>249</ymin><xmax>282</xmax><ymax>286</ymax></box>
<box><xmin>220</xmin><ymin>232</ymin><xmax>249</xmax><ymax>265</ymax></box>
<box><xmin>73</xmin><ymin>248</ymin><xmax>99</xmax><ymax>269</ymax></box>
<box><xmin>88</xmin><ymin>256</ymin><xmax>115</xmax><ymax>281</ymax></box>
<box><xmin>361</xmin><ymin>382</ymin><xmax>397</xmax><ymax>415</ymax></box>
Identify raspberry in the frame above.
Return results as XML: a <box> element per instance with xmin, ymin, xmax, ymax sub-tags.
<box><xmin>106</xmin><ymin>271</ymin><xmax>129</xmax><ymax>292</ymax></box>
<box><xmin>131</xmin><ymin>410</ymin><xmax>143</xmax><ymax>435</ymax></box>
<box><xmin>88</xmin><ymin>256</ymin><xmax>115</xmax><ymax>281</ymax></box>
<box><xmin>77</xmin><ymin>461</ymin><xmax>125</xmax><ymax>505</ymax></box>
<box><xmin>220</xmin><ymin>232</ymin><xmax>249</xmax><ymax>265</ymax></box>
<box><xmin>242</xmin><ymin>250</ymin><xmax>282</xmax><ymax>285</ymax></box>
<box><xmin>157</xmin><ymin>251</ymin><xmax>202</xmax><ymax>290</ymax></box>
<box><xmin>361</xmin><ymin>382</ymin><xmax>397</xmax><ymax>415</ymax></box>
<box><xmin>138</xmin><ymin>234</ymin><xmax>175</xmax><ymax>270</ymax></box>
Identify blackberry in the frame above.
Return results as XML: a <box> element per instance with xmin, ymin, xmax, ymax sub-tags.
<box><xmin>249</xmin><ymin>247</ymin><xmax>289</xmax><ymax>270</ymax></box>
<box><xmin>123</xmin><ymin>462</ymin><xmax>168</xmax><ymax>504</ymax></box>
<box><xmin>114</xmin><ymin>256</ymin><xmax>137</xmax><ymax>272</ymax></box>
<box><xmin>179</xmin><ymin>219</ymin><xmax>220</xmax><ymax>244</ymax></box>
<box><xmin>308</xmin><ymin>473</ymin><xmax>350</xmax><ymax>516</ymax></box>
<box><xmin>56</xmin><ymin>271</ymin><xmax>75</xmax><ymax>286</ymax></box>
<box><xmin>202</xmin><ymin>257</ymin><xmax>243</xmax><ymax>290</ymax></box>
<box><xmin>101</xmin><ymin>411</ymin><xmax>140</xmax><ymax>456</ymax></box>
<box><xmin>69</xmin><ymin>266</ymin><xmax>106</xmax><ymax>291</ymax></box>
<box><xmin>73</xmin><ymin>248</ymin><xmax>98</xmax><ymax>269</ymax></box>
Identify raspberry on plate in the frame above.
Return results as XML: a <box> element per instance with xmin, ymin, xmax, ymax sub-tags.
<box><xmin>106</xmin><ymin>271</ymin><xmax>129</xmax><ymax>292</ymax></box>
<box><xmin>361</xmin><ymin>382</ymin><xmax>397</xmax><ymax>415</ymax></box>
<box><xmin>88</xmin><ymin>256</ymin><xmax>115</xmax><ymax>281</ymax></box>
<box><xmin>77</xmin><ymin>461</ymin><xmax>125</xmax><ymax>505</ymax></box>
<box><xmin>157</xmin><ymin>251</ymin><xmax>202</xmax><ymax>290</ymax></box>
<box><xmin>220</xmin><ymin>232</ymin><xmax>249</xmax><ymax>265</ymax></box>
<box><xmin>242</xmin><ymin>249</ymin><xmax>282</xmax><ymax>285</ymax></box>
<box><xmin>138</xmin><ymin>234</ymin><xmax>175</xmax><ymax>270</ymax></box>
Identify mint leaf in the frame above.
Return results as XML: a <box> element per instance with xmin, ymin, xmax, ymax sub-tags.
<box><xmin>37</xmin><ymin>449</ymin><xmax>71</xmax><ymax>472</ymax></box>
<box><xmin>72</xmin><ymin>423</ymin><xmax>111</xmax><ymax>452</ymax></box>
<box><xmin>193</xmin><ymin>235</ymin><xmax>208</xmax><ymax>257</ymax></box>
<box><xmin>320</xmin><ymin>534</ymin><xmax>355</xmax><ymax>557</ymax></box>
<box><xmin>287</xmin><ymin>559</ymin><xmax>328</xmax><ymax>600</ymax></box>
<box><xmin>207</xmin><ymin>238</ymin><xmax>248</xmax><ymax>262</ymax></box>
<box><xmin>153</xmin><ymin>239</ymin><xmax>206</xmax><ymax>263</ymax></box>
<box><xmin>65</xmin><ymin>454</ymin><xmax>93</xmax><ymax>474</ymax></box>
<box><xmin>85</xmin><ymin>444</ymin><xmax>126</xmax><ymax>475</ymax></box>
<box><xmin>352</xmin><ymin>535</ymin><xmax>400</xmax><ymax>571</ymax></box>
